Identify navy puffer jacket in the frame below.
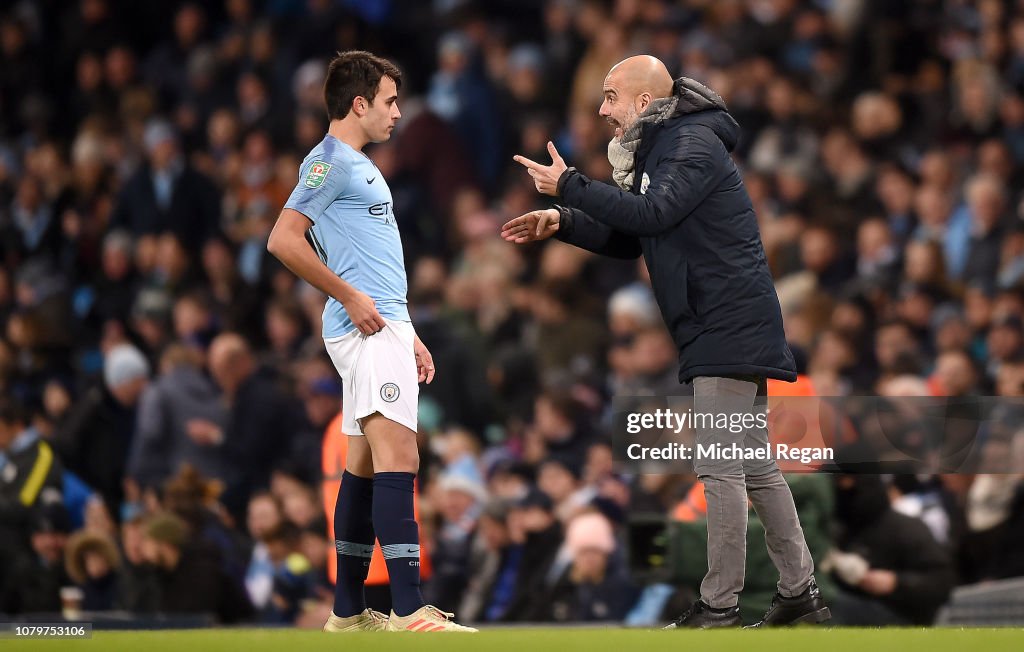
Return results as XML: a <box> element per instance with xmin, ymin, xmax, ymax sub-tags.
<box><xmin>554</xmin><ymin>78</ymin><xmax>796</xmax><ymax>383</ymax></box>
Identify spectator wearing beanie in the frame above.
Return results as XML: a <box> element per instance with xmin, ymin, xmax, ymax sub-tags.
<box><xmin>535</xmin><ymin>511</ymin><xmax>636</xmax><ymax>622</ymax></box>
<box><xmin>140</xmin><ymin>511</ymin><xmax>253</xmax><ymax>623</ymax></box>
<box><xmin>53</xmin><ymin>343</ymin><xmax>150</xmax><ymax>518</ymax></box>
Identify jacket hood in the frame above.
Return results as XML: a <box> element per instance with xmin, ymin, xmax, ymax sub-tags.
<box><xmin>670</xmin><ymin>77</ymin><xmax>740</xmax><ymax>152</ymax></box>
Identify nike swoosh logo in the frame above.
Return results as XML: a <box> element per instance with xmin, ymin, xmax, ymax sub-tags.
<box><xmin>366</xmin><ymin>177</ymin><xmax>376</xmax><ymax>184</ymax></box>
<box><xmin>406</xmin><ymin>548</ymin><xmax>418</xmax><ymax>554</ymax></box>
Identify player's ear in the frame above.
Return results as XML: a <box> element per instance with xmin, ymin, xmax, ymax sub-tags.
<box><xmin>352</xmin><ymin>96</ymin><xmax>367</xmax><ymax>117</ymax></box>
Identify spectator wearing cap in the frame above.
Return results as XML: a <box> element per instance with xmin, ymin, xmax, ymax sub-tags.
<box><xmin>64</xmin><ymin>529</ymin><xmax>122</xmax><ymax>611</ymax></box>
<box><xmin>130</xmin><ymin>288</ymin><xmax>175</xmax><ymax>354</ymax></box>
<box><xmin>0</xmin><ymin>398</ymin><xmax>64</xmax><ymax>566</ymax></box>
<box><xmin>535</xmin><ymin>511</ymin><xmax>636</xmax><ymax>623</ymax></box>
<box><xmin>458</xmin><ymin>499</ymin><xmax>516</xmax><ymax>622</ymax></box>
<box><xmin>501</xmin><ymin>488</ymin><xmax>563</xmax><ymax>622</ymax></box>
<box><xmin>110</xmin><ymin>119</ymin><xmax>221</xmax><ymax>250</ymax></box>
<box><xmin>288</xmin><ymin>375</ymin><xmax>342</xmax><ymax>486</ymax></box>
<box><xmin>140</xmin><ymin>511</ymin><xmax>253</xmax><ymax>623</ymax></box>
<box><xmin>53</xmin><ymin>343</ymin><xmax>150</xmax><ymax>518</ymax></box>
<box><xmin>0</xmin><ymin>503</ymin><xmax>72</xmax><ymax>615</ymax></box>
<box><xmin>499</xmin><ymin>44</ymin><xmax>558</xmax><ymax>143</ymax></box>
<box><xmin>607</xmin><ymin>284</ymin><xmax>681</xmax><ymax>397</ymax></box>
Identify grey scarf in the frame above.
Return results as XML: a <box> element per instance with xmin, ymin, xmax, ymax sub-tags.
<box><xmin>608</xmin><ymin>77</ymin><xmax>728</xmax><ymax>191</ymax></box>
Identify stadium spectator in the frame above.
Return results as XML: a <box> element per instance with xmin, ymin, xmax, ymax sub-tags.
<box><xmin>206</xmin><ymin>333</ymin><xmax>301</xmax><ymax>519</ymax></box>
<box><xmin>139</xmin><ymin>511</ymin><xmax>253</xmax><ymax>623</ymax></box>
<box><xmin>536</xmin><ymin>511</ymin><xmax>636</xmax><ymax>623</ymax></box>
<box><xmin>0</xmin><ymin>398</ymin><xmax>63</xmax><ymax>565</ymax></box>
<box><xmin>110</xmin><ymin>120</ymin><xmax>220</xmax><ymax>251</ymax></box>
<box><xmin>64</xmin><ymin>529</ymin><xmax>122</xmax><ymax>611</ymax></box>
<box><xmin>501</xmin><ymin>489</ymin><xmax>563</xmax><ymax>621</ymax></box>
<box><xmin>424</xmin><ymin>471</ymin><xmax>486</xmax><ymax>612</ymax></box>
<box><xmin>127</xmin><ymin>344</ymin><xmax>228</xmax><ymax>492</ymax></box>
<box><xmin>827</xmin><ymin>474</ymin><xmax>955</xmax><ymax>625</ymax></box>
<box><xmin>52</xmin><ymin>343</ymin><xmax>150</xmax><ymax>518</ymax></box>
<box><xmin>0</xmin><ymin>503</ymin><xmax>72</xmax><ymax>615</ymax></box>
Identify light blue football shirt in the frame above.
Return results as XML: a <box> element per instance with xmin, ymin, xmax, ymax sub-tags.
<box><xmin>284</xmin><ymin>135</ymin><xmax>410</xmax><ymax>338</ymax></box>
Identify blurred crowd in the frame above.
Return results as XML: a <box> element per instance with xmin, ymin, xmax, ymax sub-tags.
<box><xmin>2</xmin><ymin>0</ymin><xmax>1024</xmax><ymax>627</ymax></box>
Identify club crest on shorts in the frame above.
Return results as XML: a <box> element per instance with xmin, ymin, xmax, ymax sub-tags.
<box><xmin>304</xmin><ymin>160</ymin><xmax>332</xmax><ymax>188</ymax></box>
<box><xmin>380</xmin><ymin>382</ymin><xmax>400</xmax><ymax>402</ymax></box>
<box><xmin>640</xmin><ymin>172</ymin><xmax>651</xmax><ymax>194</ymax></box>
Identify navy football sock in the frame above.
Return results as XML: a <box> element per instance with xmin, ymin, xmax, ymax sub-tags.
<box><xmin>333</xmin><ymin>470</ymin><xmax>375</xmax><ymax>617</ymax></box>
<box><xmin>372</xmin><ymin>471</ymin><xmax>424</xmax><ymax>617</ymax></box>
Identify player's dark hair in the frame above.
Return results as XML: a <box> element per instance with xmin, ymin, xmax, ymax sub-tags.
<box><xmin>324</xmin><ymin>50</ymin><xmax>402</xmax><ymax>121</ymax></box>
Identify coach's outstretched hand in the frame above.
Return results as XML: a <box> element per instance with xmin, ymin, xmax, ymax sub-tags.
<box><xmin>514</xmin><ymin>141</ymin><xmax>567</xmax><ymax>196</ymax></box>
<box><xmin>501</xmin><ymin>209</ymin><xmax>560</xmax><ymax>244</ymax></box>
<box><xmin>341</xmin><ymin>288</ymin><xmax>387</xmax><ymax>335</ymax></box>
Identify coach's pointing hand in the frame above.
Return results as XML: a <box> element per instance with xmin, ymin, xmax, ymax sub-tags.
<box><xmin>514</xmin><ymin>141</ymin><xmax>567</xmax><ymax>196</ymax></box>
<box><xmin>501</xmin><ymin>209</ymin><xmax>560</xmax><ymax>244</ymax></box>
<box><xmin>341</xmin><ymin>288</ymin><xmax>386</xmax><ymax>335</ymax></box>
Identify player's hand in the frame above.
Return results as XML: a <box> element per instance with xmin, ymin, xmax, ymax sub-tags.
<box><xmin>342</xmin><ymin>289</ymin><xmax>386</xmax><ymax>335</ymax></box>
<box><xmin>501</xmin><ymin>209</ymin><xmax>560</xmax><ymax>243</ymax></box>
<box><xmin>514</xmin><ymin>141</ymin><xmax>568</xmax><ymax>196</ymax></box>
<box><xmin>414</xmin><ymin>335</ymin><xmax>435</xmax><ymax>384</ymax></box>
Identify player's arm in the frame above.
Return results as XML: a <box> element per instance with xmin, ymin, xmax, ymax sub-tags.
<box><xmin>268</xmin><ymin>209</ymin><xmax>385</xmax><ymax>335</ymax></box>
<box><xmin>269</xmin><ymin>158</ymin><xmax>385</xmax><ymax>335</ymax></box>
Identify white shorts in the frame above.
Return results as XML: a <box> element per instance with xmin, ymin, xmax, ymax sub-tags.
<box><xmin>324</xmin><ymin>319</ymin><xmax>419</xmax><ymax>436</ymax></box>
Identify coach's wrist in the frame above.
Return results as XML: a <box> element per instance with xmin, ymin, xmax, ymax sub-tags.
<box><xmin>556</xmin><ymin>167</ymin><xmax>576</xmax><ymax>196</ymax></box>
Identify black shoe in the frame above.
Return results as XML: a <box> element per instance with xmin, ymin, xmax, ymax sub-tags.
<box><xmin>664</xmin><ymin>600</ymin><xmax>742</xmax><ymax>629</ymax></box>
<box><xmin>747</xmin><ymin>577</ymin><xmax>831</xmax><ymax>628</ymax></box>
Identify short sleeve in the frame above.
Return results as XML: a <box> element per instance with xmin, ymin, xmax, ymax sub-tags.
<box><xmin>284</xmin><ymin>156</ymin><xmax>351</xmax><ymax>223</ymax></box>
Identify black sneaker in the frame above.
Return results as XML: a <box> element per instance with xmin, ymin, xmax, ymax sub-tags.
<box><xmin>747</xmin><ymin>577</ymin><xmax>831</xmax><ymax>628</ymax></box>
<box><xmin>664</xmin><ymin>600</ymin><xmax>742</xmax><ymax>629</ymax></box>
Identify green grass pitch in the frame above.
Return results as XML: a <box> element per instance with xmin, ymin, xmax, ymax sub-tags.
<box><xmin>6</xmin><ymin>627</ymin><xmax>1024</xmax><ymax>652</ymax></box>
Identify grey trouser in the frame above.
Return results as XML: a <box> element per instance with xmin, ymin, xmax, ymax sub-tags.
<box><xmin>692</xmin><ymin>375</ymin><xmax>815</xmax><ymax>608</ymax></box>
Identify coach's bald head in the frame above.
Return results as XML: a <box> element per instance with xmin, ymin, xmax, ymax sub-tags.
<box><xmin>599</xmin><ymin>55</ymin><xmax>674</xmax><ymax>137</ymax></box>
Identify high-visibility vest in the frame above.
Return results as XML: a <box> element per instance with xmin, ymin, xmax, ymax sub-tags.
<box><xmin>671</xmin><ymin>481</ymin><xmax>707</xmax><ymax>522</ymax></box>
<box><xmin>767</xmin><ymin>375</ymin><xmax>816</xmax><ymax>397</ymax></box>
<box><xmin>766</xmin><ymin>374</ymin><xmax>857</xmax><ymax>470</ymax></box>
<box><xmin>321</xmin><ymin>412</ymin><xmax>431</xmax><ymax>585</ymax></box>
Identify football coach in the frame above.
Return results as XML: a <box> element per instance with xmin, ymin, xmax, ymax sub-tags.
<box><xmin>503</xmin><ymin>55</ymin><xmax>829</xmax><ymax>629</ymax></box>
